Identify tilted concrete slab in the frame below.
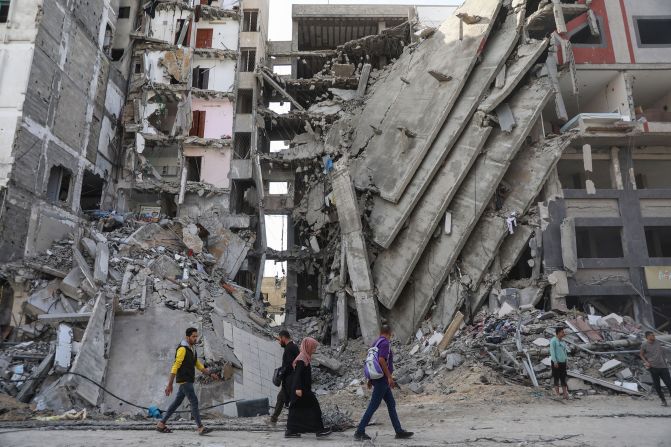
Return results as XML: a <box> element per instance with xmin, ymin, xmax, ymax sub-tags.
<box><xmin>368</xmin><ymin>5</ymin><xmax>525</xmax><ymax>248</ymax></box>
<box><xmin>374</xmin><ymin>120</ymin><xmax>492</xmax><ymax>309</ymax></box>
<box><xmin>332</xmin><ymin>162</ymin><xmax>380</xmax><ymax>344</ymax></box>
<box><xmin>434</xmin><ymin>136</ymin><xmax>572</xmax><ymax>327</ymax></box>
<box><xmin>351</xmin><ymin>0</ymin><xmax>502</xmax><ymax>203</ymax></box>
<box><xmin>385</xmin><ymin>81</ymin><xmax>553</xmax><ymax>339</ymax></box>
<box><xmin>479</xmin><ymin>38</ymin><xmax>549</xmax><ymax>113</ymax></box>
<box><xmin>459</xmin><ymin>136</ymin><xmax>571</xmax><ymax>289</ymax></box>
<box><xmin>468</xmin><ymin>224</ymin><xmax>535</xmax><ymax>316</ymax></box>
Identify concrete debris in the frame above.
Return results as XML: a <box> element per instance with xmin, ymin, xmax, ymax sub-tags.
<box><xmin>1</xmin><ymin>214</ymin><xmax>263</xmax><ymax>412</ymax></box>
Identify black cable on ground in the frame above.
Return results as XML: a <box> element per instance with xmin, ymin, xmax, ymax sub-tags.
<box><xmin>0</xmin><ymin>372</ymin><xmax>243</xmax><ymax>414</ymax></box>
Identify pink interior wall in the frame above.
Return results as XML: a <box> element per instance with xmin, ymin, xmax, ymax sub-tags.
<box><xmin>184</xmin><ymin>146</ymin><xmax>231</xmax><ymax>189</ymax></box>
<box><xmin>192</xmin><ymin>98</ymin><xmax>233</xmax><ymax>139</ymax></box>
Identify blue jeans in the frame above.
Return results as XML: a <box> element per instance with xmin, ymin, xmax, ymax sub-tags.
<box><xmin>356</xmin><ymin>378</ymin><xmax>403</xmax><ymax>434</ymax></box>
<box><xmin>161</xmin><ymin>382</ymin><xmax>202</xmax><ymax>427</ymax></box>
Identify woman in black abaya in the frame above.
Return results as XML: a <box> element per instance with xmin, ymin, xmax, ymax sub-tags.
<box><xmin>285</xmin><ymin>337</ymin><xmax>331</xmax><ymax>438</ymax></box>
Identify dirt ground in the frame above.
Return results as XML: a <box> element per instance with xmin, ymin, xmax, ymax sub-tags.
<box><xmin>1</xmin><ymin>389</ymin><xmax>669</xmax><ymax>447</ymax></box>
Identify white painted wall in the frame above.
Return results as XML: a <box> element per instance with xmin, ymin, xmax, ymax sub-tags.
<box><xmin>193</xmin><ymin>56</ymin><xmax>236</xmax><ymax>92</ymax></box>
<box><xmin>151</xmin><ymin>7</ymin><xmax>191</xmax><ymax>44</ymax></box>
<box><xmin>0</xmin><ymin>0</ymin><xmax>40</xmax><ymax>187</ymax></box>
<box><xmin>582</xmin><ymin>72</ymin><xmax>631</xmax><ymax>117</ymax></box>
<box><xmin>184</xmin><ymin>146</ymin><xmax>232</xmax><ymax>188</ymax></box>
<box><xmin>144</xmin><ymin>51</ymin><xmax>172</xmax><ymax>84</ymax></box>
<box><xmin>195</xmin><ymin>19</ymin><xmax>239</xmax><ymax>51</ymax></box>
<box><xmin>624</xmin><ymin>0</ymin><xmax>671</xmax><ymax>64</ymax></box>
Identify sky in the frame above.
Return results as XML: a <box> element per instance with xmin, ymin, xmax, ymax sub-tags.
<box><xmin>267</xmin><ymin>0</ymin><xmax>462</xmax><ymax>41</ymax></box>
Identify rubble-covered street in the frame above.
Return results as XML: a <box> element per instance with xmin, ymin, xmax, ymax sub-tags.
<box><xmin>1</xmin><ymin>0</ymin><xmax>671</xmax><ymax>445</ymax></box>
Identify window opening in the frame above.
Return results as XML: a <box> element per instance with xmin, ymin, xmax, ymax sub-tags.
<box><xmin>242</xmin><ymin>10</ymin><xmax>258</xmax><ymax>32</ymax></box>
<box><xmin>185</xmin><ymin>156</ymin><xmax>202</xmax><ymax>182</ymax></box>
<box><xmin>576</xmin><ymin>227</ymin><xmax>624</xmax><ymax>258</ymax></box>
<box><xmin>46</xmin><ymin>166</ymin><xmax>72</xmax><ymax>203</ymax></box>
<box><xmin>645</xmin><ymin>227</ymin><xmax>671</xmax><ymax>258</ymax></box>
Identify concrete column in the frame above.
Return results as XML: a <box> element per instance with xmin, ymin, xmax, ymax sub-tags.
<box><xmin>633</xmin><ymin>295</ymin><xmax>654</xmax><ymax>328</ymax></box>
<box><xmin>284</xmin><ymin>214</ymin><xmax>297</xmax><ymax>324</ymax></box>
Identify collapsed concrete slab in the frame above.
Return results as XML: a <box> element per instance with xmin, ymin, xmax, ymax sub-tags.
<box><xmin>351</xmin><ymin>0</ymin><xmax>502</xmax><ymax>203</ymax></box>
<box><xmin>374</xmin><ymin>120</ymin><xmax>492</xmax><ymax>309</ymax></box>
<box><xmin>460</xmin><ymin>135</ymin><xmax>571</xmax><ymax>293</ymax></box>
<box><xmin>468</xmin><ymin>224</ymin><xmax>535</xmax><ymax>315</ymax></box>
<box><xmin>432</xmin><ymin>135</ymin><xmax>572</xmax><ymax>328</ymax></box>
<box><xmin>208</xmin><ymin>227</ymin><xmax>255</xmax><ymax>280</ymax></box>
<box><xmin>332</xmin><ymin>161</ymin><xmax>380</xmax><ymax>344</ymax></box>
<box><xmin>386</xmin><ymin>81</ymin><xmax>553</xmax><ymax>339</ymax></box>
<box><xmin>478</xmin><ymin>38</ymin><xmax>548</xmax><ymax>113</ymax></box>
<box><xmin>368</xmin><ymin>3</ymin><xmax>525</xmax><ymax>248</ymax></box>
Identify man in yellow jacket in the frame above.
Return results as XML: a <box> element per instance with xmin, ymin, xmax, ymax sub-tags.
<box><xmin>156</xmin><ymin>327</ymin><xmax>219</xmax><ymax>435</ymax></box>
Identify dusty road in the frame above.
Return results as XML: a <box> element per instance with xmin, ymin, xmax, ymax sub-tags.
<box><xmin>1</xmin><ymin>394</ymin><xmax>669</xmax><ymax>447</ymax></box>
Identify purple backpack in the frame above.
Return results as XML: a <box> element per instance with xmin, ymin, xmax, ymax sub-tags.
<box><xmin>363</xmin><ymin>337</ymin><xmax>385</xmax><ymax>380</ymax></box>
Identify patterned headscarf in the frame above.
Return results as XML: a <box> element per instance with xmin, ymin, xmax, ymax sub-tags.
<box><xmin>292</xmin><ymin>337</ymin><xmax>319</xmax><ymax>368</ymax></box>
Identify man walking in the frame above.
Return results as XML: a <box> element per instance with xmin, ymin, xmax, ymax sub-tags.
<box><xmin>354</xmin><ymin>324</ymin><xmax>413</xmax><ymax>441</ymax></box>
<box><xmin>270</xmin><ymin>329</ymin><xmax>300</xmax><ymax>424</ymax></box>
<box><xmin>640</xmin><ymin>331</ymin><xmax>671</xmax><ymax>406</ymax></box>
<box><xmin>550</xmin><ymin>327</ymin><xmax>569</xmax><ymax>399</ymax></box>
<box><xmin>156</xmin><ymin>327</ymin><xmax>219</xmax><ymax>435</ymax></box>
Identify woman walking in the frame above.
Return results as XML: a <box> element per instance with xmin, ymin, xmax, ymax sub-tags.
<box><xmin>550</xmin><ymin>327</ymin><xmax>569</xmax><ymax>399</ymax></box>
<box><xmin>285</xmin><ymin>337</ymin><xmax>332</xmax><ymax>438</ymax></box>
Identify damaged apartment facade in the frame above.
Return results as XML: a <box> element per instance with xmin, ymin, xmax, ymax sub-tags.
<box><xmin>257</xmin><ymin>0</ymin><xmax>671</xmax><ymax>344</ymax></box>
<box><xmin>117</xmin><ymin>0</ymin><xmax>267</xmax><ymax>289</ymax></box>
<box><xmin>0</xmin><ymin>0</ymin><xmax>126</xmax><ymax>262</ymax></box>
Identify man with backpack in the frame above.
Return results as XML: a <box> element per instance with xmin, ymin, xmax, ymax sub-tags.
<box><xmin>354</xmin><ymin>324</ymin><xmax>414</xmax><ymax>441</ymax></box>
<box><xmin>269</xmin><ymin>329</ymin><xmax>300</xmax><ymax>424</ymax></box>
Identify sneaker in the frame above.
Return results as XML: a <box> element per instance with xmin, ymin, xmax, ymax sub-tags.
<box><xmin>268</xmin><ymin>417</ymin><xmax>278</xmax><ymax>425</ymax></box>
<box><xmin>316</xmin><ymin>428</ymin><xmax>332</xmax><ymax>437</ymax></box>
<box><xmin>662</xmin><ymin>400</ymin><xmax>668</xmax><ymax>407</ymax></box>
<box><xmin>395</xmin><ymin>430</ymin><xmax>414</xmax><ymax>439</ymax></box>
<box><xmin>285</xmin><ymin>431</ymin><xmax>301</xmax><ymax>438</ymax></box>
<box><xmin>354</xmin><ymin>431</ymin><xmax>372</xmax><ymax>441</ymax></box>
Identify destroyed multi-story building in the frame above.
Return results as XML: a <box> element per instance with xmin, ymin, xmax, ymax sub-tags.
<box><xmin>115</xmin><ymin>0</ymin><xmax>268</xmax><ymax>290</ymax></box>
<box><xmin>0</xmin><ymin>0</ymin><xmax>128</xmax><ymax>261</ymax></box>
<box><xmin>2</xmin><ymin>0</ymin><xmax>671</xmax><ymax>420</ymax></box>
<box><xmin>252</xmin><ymin>0</ymin><xmax>671</xmax><ymax>343</ymax></box>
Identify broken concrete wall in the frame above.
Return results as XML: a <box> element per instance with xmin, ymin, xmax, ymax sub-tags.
<box><xmin>0</xmin><ymin>0</ymin><xmax>125</xmax><ymax>261</ymax></box>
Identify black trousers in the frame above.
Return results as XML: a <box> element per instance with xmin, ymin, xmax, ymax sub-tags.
<box><xmin>270</xmin><ymin>387</ymin><xmax>287</xmax><ymax>422</ymax></box>
<box><xmin>650</xmin><ymin>367</ymin><xmax>671</xmax><ymax>402</ymax></box>
<box><xmin>552</xmin><ymin>362</ymin><xmax>567</xmax><ymax>387</ymax></box>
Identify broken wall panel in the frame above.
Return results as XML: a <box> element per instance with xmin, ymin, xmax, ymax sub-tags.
<box><xmin>350</xmin><ymin>0</ymin><xmax>502</xmax><ymax>203</ymax></box>
<box><xmin>369</xmin><ymin>4</ymin><xmax>525</xmax><ymax>248</ymax></box>
<box><xmin>385</xmin><ymin>81</ymin><xmax>553</xmax><ymax>339</ymax></box>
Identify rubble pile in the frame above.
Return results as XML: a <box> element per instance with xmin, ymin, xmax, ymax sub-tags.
<box><xmin>301</xmin><ymin>306</ymin><xmax>670</xmax><ymax>401</ymax></box>
<box><xmin>0</xmin><ymin>215</ymin><xmax>265</xmax><ymax>408</ymax></box>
